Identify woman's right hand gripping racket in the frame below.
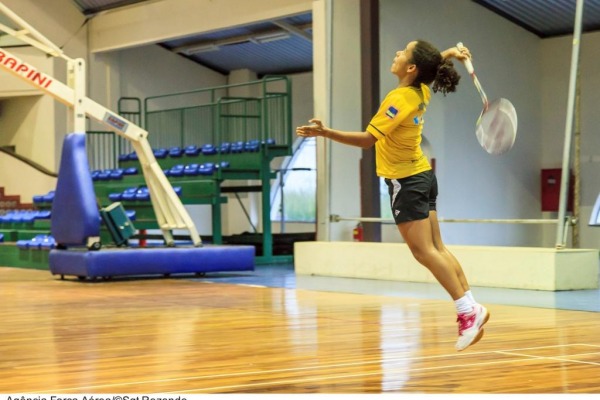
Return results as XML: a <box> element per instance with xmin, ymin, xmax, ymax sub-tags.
<box><xmin>457</xmin><ymin>42</ymin><xmax>518</xmax><ymax>155</ymax></box>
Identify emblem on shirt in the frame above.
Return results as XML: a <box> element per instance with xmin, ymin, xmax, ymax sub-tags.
<box><xmin>386</xmin><ymin>105</ymin><xmax>398</xmax><ymax>120</ymax></box>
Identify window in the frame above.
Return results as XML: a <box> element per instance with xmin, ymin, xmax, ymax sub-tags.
<box><xmin>270</xmin><ymin>138</ymin><xmax>316</xmax><ymax>224</ymax></box>
<box><xmin>380</xmin><ymin>177</ymin><xmax>393</xmax><ymax>221</ymax></box>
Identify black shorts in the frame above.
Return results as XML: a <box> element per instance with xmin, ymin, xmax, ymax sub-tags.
<box><xmin>384</xmin><ymin>169</ymin><xmax>438</xmax><ymax>224</ymax></box>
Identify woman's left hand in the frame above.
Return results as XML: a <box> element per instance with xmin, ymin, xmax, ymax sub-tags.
<box><xmin>442</xmin><ymin>44</ymin><xmax>471</xmax><ymax>61</ymax></box>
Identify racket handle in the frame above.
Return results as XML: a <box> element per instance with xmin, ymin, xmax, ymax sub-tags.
<box><xmin>456</xmin><ymin>42</ymin><xmax>474</xmax><ymax>74</ymax></box>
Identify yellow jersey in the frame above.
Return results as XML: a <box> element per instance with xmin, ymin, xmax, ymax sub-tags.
<box><xmin>366</xmin><ymin>83</ymin><xmax>432</xmax><ymax>179</ymax></box>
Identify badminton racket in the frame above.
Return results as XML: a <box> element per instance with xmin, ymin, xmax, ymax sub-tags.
<box><xmin>457</xmin><ymin>42</ymin><xmax>517</xmax><ymax>155</ymax></box>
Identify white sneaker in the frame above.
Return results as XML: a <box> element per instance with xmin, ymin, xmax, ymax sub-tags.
<box><xmin>455</xmin><ymin>304</ymin><xmax>490</xmax><ymax>351</ymax></box>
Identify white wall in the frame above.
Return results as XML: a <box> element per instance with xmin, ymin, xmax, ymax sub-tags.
<box><xmin>327</xmin><ymin>0</ymin><xmax>363</xmax><ymax>241</ymax></box>
<box><xmin>117</xmin><ymin>45</ymin><xmax>227</xmax><ymax>99</ymax></box>
<box><xmin>0</xmin><ymin>94</ymin><xmax>53</xmax><ymax>167</ymax></box>
<box><xmin>539</xmin><ymin>31</ymin><xmax>600</xmax><ymax>249</ymax></box>
<box><xmin>0</xmin><ymin>150</ymin><xmax>56</xmax><ymax>201</ymax></box>
<box><xmin>366</xmin><ymin>0</ymin><xmax>542</xmax><ymax>246</ymax></box>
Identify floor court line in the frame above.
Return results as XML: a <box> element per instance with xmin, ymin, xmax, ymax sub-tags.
<box><xmin>35</xmin><ymin>355</ymin><xmax>543</xmax><ymax>394</ymax></box>
<box><xmin>29</xmin><ymin>345</ymin><xmax>593</xmax><ymax>394</ymax></box>
<box><xmin>171</xmin><ymin>356</ymin><xmax>550</xmax><ymax>393</ymax></box>
<box><xmin>494</xmin><ymin>350</ymin><xmax>600</xmax><ymax>366</ymax></box>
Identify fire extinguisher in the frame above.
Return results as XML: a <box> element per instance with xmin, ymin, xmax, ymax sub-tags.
<box><xmin>353</xmin><ymin>223</ymin><xmax>364</xmax><ymax>242</ymax></box>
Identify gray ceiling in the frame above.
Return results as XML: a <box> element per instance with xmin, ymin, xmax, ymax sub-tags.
<box><xmin>474</xmin><ymin>0</ymin><xmax>600</xmax><ymax>38</ymax></box>
<box><xmin>67</xmin><ymin>0</ymin><xmax>600</xmax><ymax>75</ymax></box>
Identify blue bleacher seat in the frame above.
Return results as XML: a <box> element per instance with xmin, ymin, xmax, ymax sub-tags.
<box><xmin>198</xmin><ymin>163</ymin><xmax>215</xmax><ymax>176</ymax></box>
<box><xmin>33</xmin><ymin>194</ymin><xmax>45</xmax><ymax>204</ymax></box>
<box><xmin>41</xmin><ymin>191</ymin><xmax>55</xmax><ymax>203</ymax></box>
<box><xmin>124</xmin><ymin>167</ymin><xmax>138</xmax><ymax>175</ymax></box>
<box><xmin>39</xmin><ymin>235</ymin><xmax>56</xmax><ymax>250</ymax></box>
<box><xmin>169</xmin><ymin>147</ymin><xmax>183</xmax><ymax>157</ymax></box>
<box><xmin>153</xmin><ymin>148</ymin><xmax>168</xmax><ymax>159</ymax></box>
<box><xmin>110</xmin><ymin>169</ymin><xmax>124</xmax><ymax>180</ymax></box>
<box><xmin>184</xmin><ymin>145</ymin><xmax>200</xmax><ymax>156</ymax></box>
<box><xmin>169</xmin><ymin>164</ymin><xmax>185</xmax><ymax>177</ymax></box>
<box><xmin>135</xmin><ymin>187</ymin><xmax>150</xmax><ymax>201</ymax></box>
<box><xmin>108</xmin><ymin>193</ymin><xmax>122</xmax><ymax>201</ymax></box>
<box><xmin>2</xmin><ymin>211</ymin><xmax>17</xmax><ymax>223</ymax></box>
<box><xmin>126</xmin><ymin>210</ymin><xmax>136</xmax><ymax>221</ymax></box>
<box><xmin>128</xmin><ymin>151</ymin><xmax>139</xmax><ymax>161</ymax></box>
<box><xmin>244</xmin><ymin>140</ymin><xmax>260</xmax><ymax>152</ymax></box>
<box><xmin>97</xmin><ymin>170</ymin><xmax>111</xmax><ymax>181</ymax></box>
<box><xmin>20</xmin><ymin>212</ymin><xmax>36</xmax><ymax>223</ymax></box>
<box><xmin>219</xmin><ymin>142</ymin><xmax>231</xmax><ymax>154</ymax></box>
<box><xmin>121</xmin><ymin>187</ymin><xmax>138</xmax><ymax>201</ymax></box>
<box><xmin>17</xmin><ymin>234</ymin><xmax>56</xmax><ymax>250</ymax></box>
<box><xmin>35</xmin><ymin>210</ymin><xmax>51</xmax><ymax>219</ymax></box>
<box><xmin>202</xmin><ymin>144</ymin><xmax>217</xmax><ymax>155</ymax></box>
<box><xmin>231</xmin><ymin>141</ymin><xmax>244</xmax><ymax>153</ymax></box>
<box><xmin>184</xmin><ymin>163</ymin><xmax>199</xmax><ymax>176</ymax></box>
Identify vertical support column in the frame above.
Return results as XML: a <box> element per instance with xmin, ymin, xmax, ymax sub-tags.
<box><xmin>572</xmin><ymin>70</ymin><xmax>581</xmax><ymax>248</ymax></box>
<box><xmin>313</xmin><ymin>0</ymin><xmax>332</xmax><ymax>241</ymax></box>
<box><xmin>261</xmin><ymin>155</ymin><xmax>273</xmax><ymax>261</ymax></box>
<box><xmin>212</xmin><ymin>195</ymin><xmax>223</xmax><ymax>245</ymax></box>
<box><xmin>359</xmin><ymin>0</ymin><xmax>381</xmax><ymax>242</ymax></box>
<box><xmin>556</xmin><ymin>0</ymin><xmax>584</xmax><ymax>248</ymax></box>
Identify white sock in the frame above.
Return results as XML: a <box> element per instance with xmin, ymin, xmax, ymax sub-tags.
<box><xmin>455</xmin><ymin>295</ymin><xmax>474</xmax><ymax>315</ymax></box>
<box><xmin>465</xmin><ymin>290</ymin><xmax>476</xmax><ymax>305</ymax></box>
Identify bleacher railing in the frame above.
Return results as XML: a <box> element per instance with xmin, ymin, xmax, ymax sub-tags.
<box><xmin>144</xmin><ymin>75</ymin><xmax>292</xmax><ymax>151</ymax></box>
<box><xmin>86</xmin><ymin>131</ymin><xmax>122</xmax><ymax>171</ymax></box>
<box><xmin>87</xmin><ymin>75</ymin><xmax>292</xmax><ymax>171</ymax></box>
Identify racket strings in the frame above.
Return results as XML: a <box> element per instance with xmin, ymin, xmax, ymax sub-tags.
<box><xmin>477</xmin><ymin>98</ymin><xmax>517</xmax><ymax>155</ymax></box>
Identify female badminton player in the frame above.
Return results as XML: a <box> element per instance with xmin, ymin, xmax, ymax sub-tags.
<box><xmin>296</xmin><ymin>40</ymin><xmax>489</xmax><ymax>351</ymax></box>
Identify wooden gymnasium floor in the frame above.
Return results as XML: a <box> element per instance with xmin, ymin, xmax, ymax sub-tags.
<box><xmin>1</xmin><ymin>265</ymin><xmax>600</xmax><ymax>394</ymax></box>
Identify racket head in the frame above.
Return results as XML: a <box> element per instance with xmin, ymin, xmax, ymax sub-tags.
<box><xmin>475</xmin><ymin>98</ymin><xmax>518</xmax><ymax>155</ymax></box>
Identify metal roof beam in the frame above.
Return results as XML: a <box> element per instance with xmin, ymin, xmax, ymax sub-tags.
<box><xmin>87</xmin><ymin>0</ymin><xmax>312</xmax><ymax>53</ymax></box>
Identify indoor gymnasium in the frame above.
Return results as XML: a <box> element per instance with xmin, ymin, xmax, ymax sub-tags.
<box><xmin>1</xmin><ymin>0</ymin><xmax>600</xmax><ymax>395</ymax></box>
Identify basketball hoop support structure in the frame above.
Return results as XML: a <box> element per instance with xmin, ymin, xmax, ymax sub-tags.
<box><xmin>0</xmin><ymin>3</ymin><xmax>201</xmax><ymax>247</ymax></box>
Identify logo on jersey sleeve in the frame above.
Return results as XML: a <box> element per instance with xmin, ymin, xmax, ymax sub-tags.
<box><xmin>385</xmin><ymin>105</ymin><xmax>398</xmax><ymax>120</ymax></box>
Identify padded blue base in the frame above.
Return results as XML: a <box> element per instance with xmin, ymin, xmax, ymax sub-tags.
<box><xmin>49</xmin><ymin>245</ymin><xmax>255</xmax><ymax>279</ymax></box>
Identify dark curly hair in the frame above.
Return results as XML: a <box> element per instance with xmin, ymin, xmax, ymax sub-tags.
<box><xmin>410</xmin><ymin>40</ymin><xmax>461</xmax><ymax>96</ymax></box>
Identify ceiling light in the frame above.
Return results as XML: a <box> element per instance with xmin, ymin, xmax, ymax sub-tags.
<box><xmin>253</xmin><ymin>32</ymin><xmax>290</xmax><ymax>44</ymax></box>
<box><xmin>184</xmin><ymin>43</ymin><xmax>219</xmax><ymax>55</ymax></box>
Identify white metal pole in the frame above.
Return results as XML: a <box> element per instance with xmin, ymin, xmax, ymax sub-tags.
<box><xmin>556</xmin><ymin>0</ymin><xmax>585</xmax><ymax>248</ymax></box>
<box><xmin>313</xmin><ymin>0</ymin><xmax>332</xmax><ymax>241</ymax></box>
<box><xmin>0</xmin><ymin>2</ymin><xmax>66</xmax><ymax>59</ymax></box>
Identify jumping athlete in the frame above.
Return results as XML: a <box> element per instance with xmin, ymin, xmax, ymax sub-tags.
<box><xmin>296</xmin><ymin>40</ymin><xmax>489</xmax><ymax>351</ymax></box>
